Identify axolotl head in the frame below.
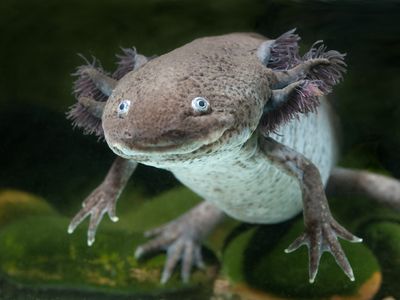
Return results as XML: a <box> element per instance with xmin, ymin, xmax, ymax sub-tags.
<box><xmin>69</xmin><ymin>31</ymin><xmax>345</xmax><ymax>162</ymax></box>
<box><xmin>102</xmin><ymin>35</ymin><xmax>270</xmax><ymax>160</ymax></box>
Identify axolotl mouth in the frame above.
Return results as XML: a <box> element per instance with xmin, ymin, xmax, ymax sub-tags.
<box><xmin>104</xmin><ymin>113</ymin><xmax>235</xmax><ymax>158</ymax></box>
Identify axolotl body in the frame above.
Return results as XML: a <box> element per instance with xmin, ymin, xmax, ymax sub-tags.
<box><xmin>67</xmin><ymin>30</ymin><xmax>400</xmax><ymax>284</ymax></box>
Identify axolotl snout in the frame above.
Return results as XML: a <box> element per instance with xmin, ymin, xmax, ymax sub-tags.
<box><xmin>67</xmin><ymin>30</ymin><xmax>400</xmax><ymax>284</ymax></box>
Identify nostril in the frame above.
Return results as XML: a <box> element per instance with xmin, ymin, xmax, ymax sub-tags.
<box><xmin>123</xmin><ymin>131</ymin><xmax>133</xmax><ymax>138</ymax></box>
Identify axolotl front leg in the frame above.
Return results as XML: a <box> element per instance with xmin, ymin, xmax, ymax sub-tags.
<box><xmin>259</xmin><ymin>136</ymin><xmax>362</xmax><ymax>283</ymax></box>
<box><xmin>68</xmin><ymin>157</ymin><xmax>137</xmax><ymax>245</ymax></box>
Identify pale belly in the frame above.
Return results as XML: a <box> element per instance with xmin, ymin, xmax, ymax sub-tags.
<box><xmin>169</xmin><ymin>101</ymin><xmax>338</xmax><ymax>224</ymax></box>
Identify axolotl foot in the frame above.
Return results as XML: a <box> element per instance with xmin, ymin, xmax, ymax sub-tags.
<box><xmin>135</xmin><ymin>201</ymin><xmax>224</xmax><ymax>284</ymax></box>
<box><xmin>285</xmin><ymin>217</ymin><xmax>362</xmax><ymax>283</ymax></box>
<box><xmin>135</xmin><ymin>221</ymin><xmax>206</xmax><ymax>284</ymax></box>
<box><xmin>68</xmin><ymin>184</ymin><xmax>120</xmax><ymax>246</ymax></box>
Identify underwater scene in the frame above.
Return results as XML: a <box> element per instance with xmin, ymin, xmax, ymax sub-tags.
<box><xmin>1</xmin><ymin>0</ymin><xmax>400</xmax><ymax>299</ymax></box>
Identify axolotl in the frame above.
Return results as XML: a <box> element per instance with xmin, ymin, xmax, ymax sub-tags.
<box><xmin>67</xmin><ymin>30</ymin><xmax>400</xmax><ymax>284</ymax></box>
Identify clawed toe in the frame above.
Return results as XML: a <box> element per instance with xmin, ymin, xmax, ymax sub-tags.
<box><xmin>136</xmin><ymin>227</ymin><xmax>205</xmax><ymax>284</ymax></box>
<box><xmin>136</xmin><ymin>236</ymin><xmax>203</xmax><ymax>284</ymax></box>
<box><xmin>161</xmin><ymin>239</ymin><xmax>186</xmax><ymax>283</ymax></box>
<box><xmin>286</xmin><ymin>219</ymin><xmax>362</xmax><ymax>283</ymax></box>
<box><xmin>285</xmin><ymin>232</ymin><xmax>307</xmax><ymax>253</ymax></box>
<box><xmin>331</xmin><ymin>219</ymin><xmax>363</xmax><ymax>243</ymax></box>
<box><xmin>67</xmin><ymin>187</ymin><xmax>119</xmax><ymax>247</ymax></box>
<box><xmin>135</xmin><ymin>235</ymin><xmax>175</xmax><ymax>259</ymax></box>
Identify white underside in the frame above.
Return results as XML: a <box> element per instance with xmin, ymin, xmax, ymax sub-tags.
<box><xmin>144</xmin><ymin>100</ymin><xmax>338</xmax><ymax>224</ymax></box>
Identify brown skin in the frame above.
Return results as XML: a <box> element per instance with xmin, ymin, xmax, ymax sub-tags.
<box><xmin>102</xmin><ymin>34</ymin><xmax>269</xmax><ymax>156</ymax></box>
<box><xmin>69</xmin><ymin>32</ymin><xmax>354</xmax><ymax>284</ymax></box>
<box><xmin>67</xmin><ymin>31</ymin><xmax>399</xmax><ymax>284</ymax></box>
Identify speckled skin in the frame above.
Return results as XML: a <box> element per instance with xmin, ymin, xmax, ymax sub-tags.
<box><xmin>102</xmin><ymin>34</ymin><xmax>336</xmax><ymax>224</ymax></box>
<box><xmin>171</xmin><ymin>101</ymin><xmax>336</xmax><ymax>224</ymax></box>
<box><xmin>67</xmin><ymin>31</ymin><xmax>400</xmax><ymax>284</ymax></box>
<box><xmin>103</xmin><ymin>34</ymin><xmax>269</xmax><ymax>157</ymax></box>
<box><xmin>68</xmin><ymin>32</ymin><xmax>365</xmax><ymax>284</ymax></box>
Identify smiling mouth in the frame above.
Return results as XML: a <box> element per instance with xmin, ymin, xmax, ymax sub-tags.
<box><xmin>110</xmin><ymin>127</ymin><xmax>229</xmax><ymax>157</ymax></box>
<box><xmin>106</xmin><ymin>112</ymin><xmax>235</xmax><ymax>157</ymax></box>
<box><xmin>126</xmin><ymin>141</ymin><xmax>188</xmax><ymax>152</ymax></box>
<box><xmin>112</xmin><ymin>140</ymin><xmax>204</xmax><ymax>156</ymax></box>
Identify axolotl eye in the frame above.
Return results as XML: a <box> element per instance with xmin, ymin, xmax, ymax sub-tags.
<box><xmin>117</xmin><ymin>99</ymin><xmax>131</xmax><ymax>117</ymax></box>
<box><xmin>191</xmin><ymin>97</ymin><xmax>210</xmax><ymax>113</ymax></box>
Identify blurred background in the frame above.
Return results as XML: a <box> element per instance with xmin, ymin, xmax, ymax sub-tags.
<box><xmin>0</xmin><ymin>0</ymin><xmax>399</xmax><ymax>299</ymax></box>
